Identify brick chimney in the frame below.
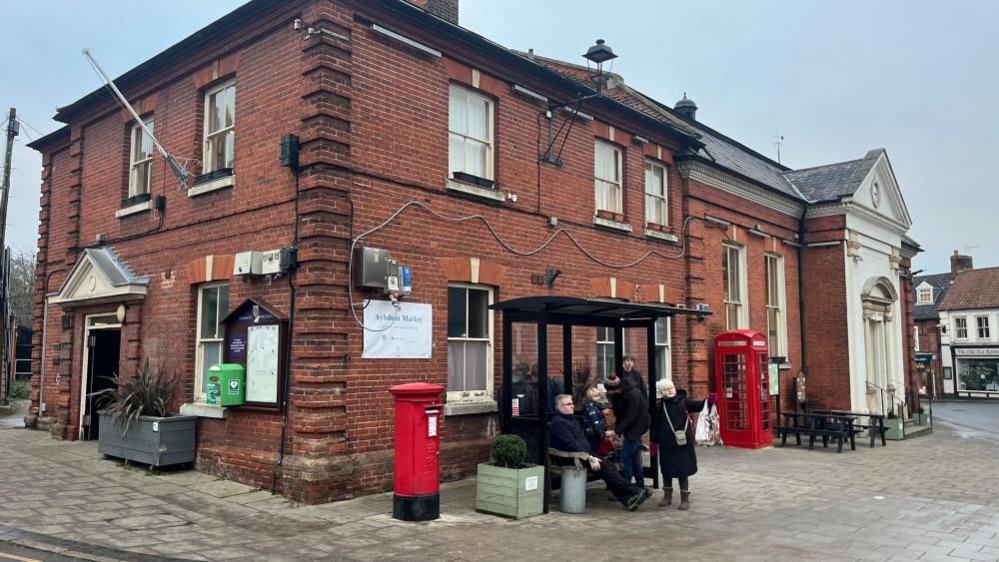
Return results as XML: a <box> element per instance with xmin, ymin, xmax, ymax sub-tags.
<box><xmin>950</xmin><ymin>250</ymin><xmax>974</xmax><ymax>280</ymax></box>
<box><xmin>406</xmin><ymin>0</ymin><xmax>459</xmax><ymax>25</ymax></box>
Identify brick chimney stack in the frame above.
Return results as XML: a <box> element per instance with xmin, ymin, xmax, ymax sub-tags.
<box><xmin>950</xmin><ymin>250</ymin><xmax>974</xmax><ymax>280</ymax></box>
<box><xmin>405</xmin><ymin>0</ymin><xmax>459</xmax><ymax>25</ymax></box>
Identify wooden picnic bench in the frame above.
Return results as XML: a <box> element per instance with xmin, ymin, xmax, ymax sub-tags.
<box><xmin>775</xmin><ymin>412</ymin><xmax>856</xmax><ymax>453</ymax></box>
<box><xmin>811</xmin><ymin>409</ymin><xmax>887</xmax><ymax>448</ymax></box>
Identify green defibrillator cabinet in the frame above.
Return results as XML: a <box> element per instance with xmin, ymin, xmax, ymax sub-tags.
<box><xmin>206</xmin><ymin>363</ymin><xmax>246</xmax><ymax>407</ymax></box>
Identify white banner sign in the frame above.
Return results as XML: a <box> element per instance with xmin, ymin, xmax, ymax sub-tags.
<box><xmin>955</xmin><ymin>347</ymin><xmax>999</xmax><ymax>357</ymax></box>
<box><xmin>362</xmin><ymin>301</ymin><xmax>432</xmax><ymax>359</ymax></box>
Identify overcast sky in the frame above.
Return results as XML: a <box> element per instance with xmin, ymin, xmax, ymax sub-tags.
<box><xmin>2</xmin><ymin>1</ymin><xmax>995</xmax><ymax>274</ymax></box>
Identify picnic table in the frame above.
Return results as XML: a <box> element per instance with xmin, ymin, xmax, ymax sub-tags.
<box><xmin>810</xmin><ymin>409</ymin><xmax>887</xmax><ymax>448</ymax></box>
<box><xmin>775</xmin><ymin>412</ymin><xmax>856</xmax><ymax>453</ymax></box>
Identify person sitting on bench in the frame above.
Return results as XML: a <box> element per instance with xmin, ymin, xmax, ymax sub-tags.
<box><xmin>550</xmin><ymin>394</ymin><xmax>652</xmax><ymax>511</ymax></box>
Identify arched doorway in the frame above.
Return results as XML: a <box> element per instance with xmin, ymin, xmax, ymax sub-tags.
<box><xmin>861</xmin><ymin>277</ymin><xmax>898</xmax><ymax>414</ymax></box>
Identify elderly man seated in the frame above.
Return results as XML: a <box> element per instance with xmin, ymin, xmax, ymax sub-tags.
<box><xmin>550</xmin><ymin>394</ymin><xmax>652</xmax><ymax>511</ymax></box>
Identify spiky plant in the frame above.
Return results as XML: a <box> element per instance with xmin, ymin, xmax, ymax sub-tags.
<box><xmin>90</xmin><ymin>360</ymin><xmax>178</xmax><ymax>436</ymax></box>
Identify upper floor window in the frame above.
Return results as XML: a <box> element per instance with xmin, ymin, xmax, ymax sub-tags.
<box><xmin>916</xmin><ymin>286</ymin><xmax>933</xmax><ymax>304</ymax></box>
<box><xmin>765</xmin><ymin>254</ymin><xmax>788</xmax><ymax>359</ymax></box>
<box><xmin>594</xmin><ymin>141</ymin><xmax>623</xmax><ymax>215</ymax></box>
<box><xmin>722</xmin><ymin>242</ymin><xmax>748</xmax><ymax>330</ymax></box>
<box><xmin>128</xmin><ymin>118</ymin><xmax>154</xmax><ymax>198</ymax></box>
<box><xmin>644</xmin><ymin>161</ymin><xmax>668</xmax><ymax>226</ymax></box>
<box><xmin>204</xmin><ymin>81</ymin><xmax>236</xmax><ymax>174</ymax></box>
<box><xmin>955</xmin><ymin>317</ymin><xmax>968</xmax><ymax>340</ymax></box>
<box><xmin>447</xmin><ymin>285</ymin><xmax>493</xmax><ymax>400</ymax></box>
<box><xmin>977</xmin><ymin>316</ymin><xmax>991</xmax><ymax>339</ymax></box>
<box><xmin>194</xmin><ymin>283</ymin><xmax>229</xmax><ymax>403</ymax></box>
<box><xmin>448</xmin><ymin>85</ymin><xmax>494</xmax><ymax>183</ymax></box>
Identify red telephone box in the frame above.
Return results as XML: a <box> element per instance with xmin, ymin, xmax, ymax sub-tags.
<box><xmin>714</xmin><ymin>330</ymin><xmax>772</xmax><ymax>449</ymax></box>
<box><xmin>389</xmin><ymin>382</ymin><xmax>444</xmax><ymax>521</ymax></box>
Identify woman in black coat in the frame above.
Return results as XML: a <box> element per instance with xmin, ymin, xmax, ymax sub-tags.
<box><xmin>650</xmin><ymin>378</ymin><xmax>704</xmax><ymax>510</ymax></box>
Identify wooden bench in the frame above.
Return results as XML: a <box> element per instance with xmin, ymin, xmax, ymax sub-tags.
<box><xmin>776</xmin><ymin>412</ymin><xmax>856</xmax><ymax>453</ymax></box>
<box><xmin>812</xmin><ymin>410</ymin><xmax>887</xmax><ymax>448</ymax></box>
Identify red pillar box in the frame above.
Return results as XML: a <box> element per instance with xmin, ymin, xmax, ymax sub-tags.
<box><xmin>714</xmin><ymin>330</ymin><xmax>772</xmax><ymax>449</ymax></box>
<box><xmin>389</xmin><ymin>382</ymin><xmax>444</xmax><ymax>521</ymax></box>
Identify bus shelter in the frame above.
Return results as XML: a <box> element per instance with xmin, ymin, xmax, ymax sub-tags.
<box><xmin>490</xmin><ymin>296</ymin><xmax>711</xmax><ymax>513</ymax></box>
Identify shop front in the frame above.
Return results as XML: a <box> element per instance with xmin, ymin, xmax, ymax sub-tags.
<box><xmin>952</xmin><ymin>347</ymin><xmax>999</xmax><ymax>398</ymax></box>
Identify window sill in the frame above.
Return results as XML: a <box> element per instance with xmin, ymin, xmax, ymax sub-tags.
<box><xmin>645</xmin><ymin>228</ymin><xmax>678</xmax><ymax>243</ymax></box>
<box><xmin>188</xmin><ymin>174</ymin><xmax>235</xmax><ymax>198</ymax></box>
<box><xmin>446</xmin><ymin>179</ymin><xmax>505</xmax><ymax>202</ymax></box>
<box><xmin>444</xmin><ymin>400</ymin><xmax>498</xmax><ymax>416</ymax></box>
<box><xmin>179</xmin><ymin>402</ymin><xmax>227</xmax><ymax>419</ymax></box>
<box><xmin>115</xmin><ymin>200</ymin><xmax>154</xmax><ymax>219</ymax></box>
<box><xmin>593</xmin><ymin>215</ymin><xmax>633</xmax><ymax>233</ymax></box>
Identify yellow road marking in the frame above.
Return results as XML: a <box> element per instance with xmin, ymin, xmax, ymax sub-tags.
<box><xmin>0</xmin><ymin>551</ymin><xmax>43</xmax><ymax>562</ymax></box>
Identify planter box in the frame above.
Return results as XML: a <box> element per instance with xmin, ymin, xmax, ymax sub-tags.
<box><xmin>475</xmin><ymin>463</ymin><xmax>545</xmax><ymax>519</ymax></box>
<box><xmin>885</xmin><ymin>417</ymin><xmax>904</xmax><ymax>440</ymax></box>
<box><xmin>914</xmin><ymin>412</ymin><xmax>927</xmax><ymax>426</ymax></box>
<box><xmin>98</xmin><ymin>411</ymin><xmax>197</xmax><ymax>468</ymax></box>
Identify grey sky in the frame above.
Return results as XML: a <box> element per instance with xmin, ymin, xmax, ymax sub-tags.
<box><xmin>3</xmin><ymin>1</ymin><xmax>995</xmax><ymax>275</ymax></box>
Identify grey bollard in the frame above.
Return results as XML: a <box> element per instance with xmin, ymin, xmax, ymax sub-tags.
<box><xmin>560</xmin><ymin>465</ymin><xmax>588</xmax><ymax>513</ymax></box>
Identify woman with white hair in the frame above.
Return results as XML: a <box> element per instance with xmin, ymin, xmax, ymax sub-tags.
<box><xmin>651</xmin><ymin>378</ymin><xmax>705</xmax><ymax>510</ymax></box>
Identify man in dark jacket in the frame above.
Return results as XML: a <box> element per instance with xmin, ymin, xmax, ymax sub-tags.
<box><xmin>607</xmin><ymin>374</ymin><xmax>650</xmax><ymax>489</ymax></box>
<box><xmin>550</xmin><ymin>394</ymin><xmax>651</xmax><ymax>511</ymax></box>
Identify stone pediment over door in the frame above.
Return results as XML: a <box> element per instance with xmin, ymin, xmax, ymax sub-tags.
<box><xmin>50</xmin><ymin>248</ymin><xmax>150</xmax><ymax>306</ymax></box>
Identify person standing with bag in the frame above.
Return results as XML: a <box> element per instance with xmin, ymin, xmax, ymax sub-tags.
<box><xmin>651</xmin><ymin>379</ymin><xmax>705</xmax><ymax>510</ymax></box>
<box><xmin>605</xmin><ymin>374</ymin><xmax>650</xmax><ymax>489</ymax></box>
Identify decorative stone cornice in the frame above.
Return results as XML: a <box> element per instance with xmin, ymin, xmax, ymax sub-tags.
<box><xmin>678</xmin><ymin>160</ymin><xmax>804</xmax><ymax>218</ymax></box>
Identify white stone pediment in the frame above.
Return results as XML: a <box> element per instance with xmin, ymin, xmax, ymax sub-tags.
<box><xmin>855</xmin><ymin>152</ymin><xmax>912</xmax><ymax>229</ymax></box>
<box><xmin>50</xmin><ymin>248</ymin><xmax>149</xmax><ymax>306</ymax></box>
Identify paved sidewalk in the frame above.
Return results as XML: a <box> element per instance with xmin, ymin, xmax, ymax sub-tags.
<box><xmin>0</xmin><ymin>421</ymin><xmax>997</xmax><ymax>561</ymax></box>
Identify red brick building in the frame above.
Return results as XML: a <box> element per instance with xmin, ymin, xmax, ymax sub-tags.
<box><xmin>26</xmin><ymin>0</ymin><xmax>919</xmax><ymax>503</ymax></box>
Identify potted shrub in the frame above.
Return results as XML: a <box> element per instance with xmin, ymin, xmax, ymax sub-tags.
<box><xmin>884</xmin><ymin>409</ymin><xmax>904</xmax><ymax>440</ymax></box>
<box><xmin>93</xmin><ymin>360</ymin><xmax>197</xmax><ymax>469</ymax></box>
<box><xmin>475</xmin><ymin>434</ymin><xmax>545</xmax><ymax>519</ymax></box>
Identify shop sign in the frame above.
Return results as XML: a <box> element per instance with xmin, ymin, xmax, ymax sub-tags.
<box><xmin>955</xmin><ymin>348</ymin><xmax>999</xmax><ymax>357</ymax></box>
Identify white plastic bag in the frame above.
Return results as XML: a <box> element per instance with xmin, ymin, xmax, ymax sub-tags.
<box><xmin>696</xmin><ymin>402</ymin><xmax>724</xmax><ymax>446</ymax></box>
<box><xmin>694</xmin><ymin>401</ymin><xmax>710</xmax><ymax>444</ymax></box>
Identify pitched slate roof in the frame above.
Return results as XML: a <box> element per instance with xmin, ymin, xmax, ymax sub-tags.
<box><xmin>526</xmin><ymin>54</ymin><xmax>805</xmax><ymax>201</ymax></box>
<box><xmin>913</xmin><ymin>272</ymin><xmax>951</xmax><ymax>321</ymax></box>
<box><xmin>783</xmin><ymin>149</ymin><xmax>883</xmax><ymax>203</ymax></box>
<box><xmin>937</xmin><ymin>267</ymin><xmax>999</xmax><ymax>312</ymax></box>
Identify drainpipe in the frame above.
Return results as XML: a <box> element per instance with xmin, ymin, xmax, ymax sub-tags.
<box><xmin>796</xmin><ymin>203</ymin><xmax>808</xmax><ymax>400</ymax></box>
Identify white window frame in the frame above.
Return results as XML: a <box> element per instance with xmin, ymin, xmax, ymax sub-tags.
<box><xmin>594</xmin><ymin>140</ymin><xmax>623</xmax><ymax>215</ymax></box>
<box><xmin>194</xmin><ymin>282</ymin><xmax>229</xmax><ymax>403</ymax></box>
<box><xmin>977</xmin><ymin>315</ymin><xmax>991</xmax><ymax>340</ymax></box>
<box><xmin>654</xmin><ymin>317</ymin><xmax>672</xmax><ymax>382</ymax></box>
<box><xmin>448</xmin><ymin>85</ymin><xmax>494</xmax><ymax>181</ymax></box>
<box><xmin>596</xmin><ymin>327</ymin><xmax>627</xmax><ymax>380</ymax></box>
<box><xmin>203</xmin><ymin>80</ymin><xmax>236</xmax><ymax>174</ymax></box>
<box><xmin>128</xmin><ymin>117</ymin><xmax>154</xmax><ymax>198</ymax></box>
<box><xmin>765</xmin><ymin>253</ymin><xmax>789</xmax><ymax>360</ymax></box>
<box><xmin>723</xmin><ymin>242</ymin><xmax>749</xmax><ymax>330</ymax></box>
<box><xmin>644</xmin><ymin>160</ymin><xmax>668</xmax><ymax>226</ymax></box>
<box><xmin>914</xmin><ymin>325</ymin><xmax>920</xmax><ymax>352</ymax></box>
<box><xmin>447</xmin><ymin>284</ymin><xmax>494</xmax><ymax>402</ymax></box>
<box><xmin>955</xmin><ymin>316</ymin><xmax>968</xmax><ymax>340</ymax></box>
<box><xmin>916</xmin><ymin>286</ymin><xmax>933</xmax><ymax>304</ymax></box>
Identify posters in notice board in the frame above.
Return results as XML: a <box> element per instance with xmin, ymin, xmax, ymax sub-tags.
<box><xmin>768</xmin><ymin>362</ymin><xmax>780</xmax><ymax>396</ymax></box>
<box><xmin>362</xmin><ymin>300</ymin><xmax>432</xmax><ymax>359</ymax></box>
<box><xmin>247</xmin><ymin>324</ymin><xmax>280</xmax><ymax>403</ymax></box>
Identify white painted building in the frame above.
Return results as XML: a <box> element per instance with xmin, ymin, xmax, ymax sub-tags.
<box><xmin>938</xmin><ymin>262</ymin><xmax>999</xmax><ymax>398</ymax></box>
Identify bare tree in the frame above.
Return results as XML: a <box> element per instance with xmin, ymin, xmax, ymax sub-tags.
<box><xmin>8</xmin><ymin>250</ymin><xmax>35</xmax><ymax>328</ymax></box>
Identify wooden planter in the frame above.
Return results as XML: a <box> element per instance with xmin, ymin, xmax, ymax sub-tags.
<box><xmin>98</xmin><ymin>411</ymin><xmax>197</xmax><ymax>468</ymax></box>
<box><xmin>475</xmin><ymin>463</ymin><xmax>545</xmax><ymax>519</ymax></box>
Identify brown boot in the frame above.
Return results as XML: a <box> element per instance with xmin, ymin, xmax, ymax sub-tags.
<box><xmin>658</xmin><ymin>488</ymin><xmax>673</xmax><ymax>507</ymax></box>
<box><xmin>678</xmin><ymin>491</ymin><xmax>691</xmax><ymax>510</ymax></box>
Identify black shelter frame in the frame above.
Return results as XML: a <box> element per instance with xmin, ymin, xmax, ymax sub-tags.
<box><xmin>490</xmin><ymin>296</ymin><xmax>711</xmax><ymax>513</ymax></box>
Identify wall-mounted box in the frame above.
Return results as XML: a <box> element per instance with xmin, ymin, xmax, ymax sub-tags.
<box><xmin>234</xmin><ymin>251</ymin><xmax>262</xmax><ymax>275</ymax></box>
<box><xmin>260</xmin><ymin>249</ymin><xmax>282</xmax><ymax>275</ymax></box>
<box><xmin>353</xmin><ymin>247</ymin><xmax>390</xmax><ymax>289</ymax></box>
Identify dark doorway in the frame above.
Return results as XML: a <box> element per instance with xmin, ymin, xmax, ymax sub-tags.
<box><xmin>83</xmin><ymin>329</ymin><xmax>121</xmax><ymax>440</ymax></box>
